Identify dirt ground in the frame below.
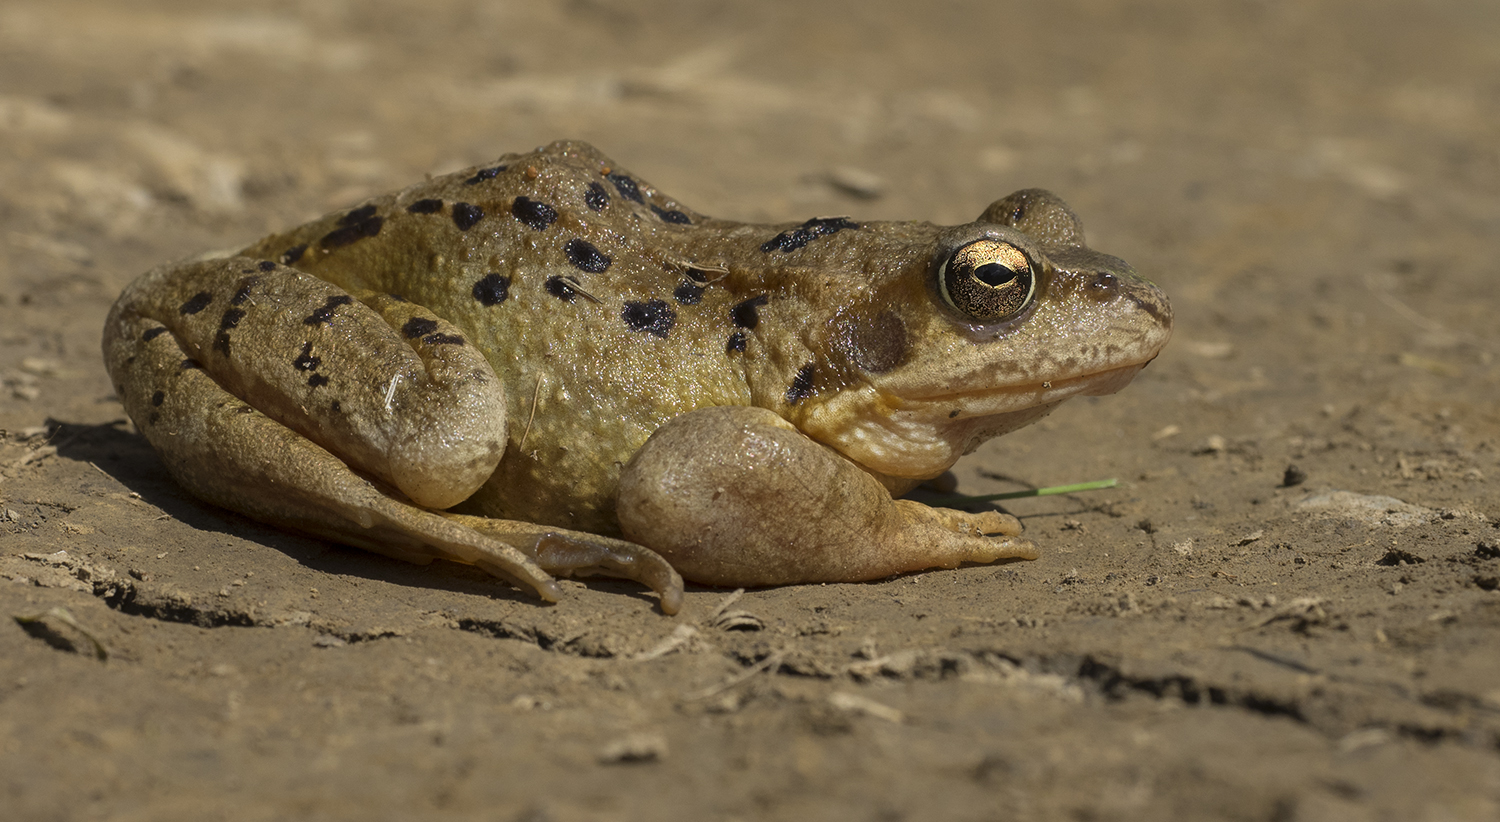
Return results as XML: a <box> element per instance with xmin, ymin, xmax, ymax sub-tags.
<box><xmin>2</xmin><ymin>1</ymin><xmax>1498</xmax><ymax>819</ymax></box>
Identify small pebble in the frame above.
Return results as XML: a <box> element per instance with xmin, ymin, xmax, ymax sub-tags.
<box><xmin>597</xmin><ymin>732</ymin><xmax>667</xmax><ymax>764</ymax></box>
<box><xmin>1282</xmin><ymin>464</ymin><xmax>1307</xmax><ymax>487</ymax></box>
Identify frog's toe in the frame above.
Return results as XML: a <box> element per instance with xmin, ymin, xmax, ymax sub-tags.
<box><xmin>532</xmin><ymin>533</ymin><xmax>685</xmax><ymax>616</ymax></box>
<box><xmin>442</xmin><ymin>515</ymin><xmax>684</xmax><ymax>615</ymax></box>
<box><xmin>915</xmin><ymin>506</ymin><xmax>1025</xmax><ymax>540</ymax></box>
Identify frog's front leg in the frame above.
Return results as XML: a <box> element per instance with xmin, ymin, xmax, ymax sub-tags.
<box><xmin>617</xmin><ymin>406</ymin><xmax>1039</xmax><ymax>586</ymax></box>
<box><xmin>102</xmin><ymin>255</ymin><xmax>682</xmax><ymax>611</ymax></box>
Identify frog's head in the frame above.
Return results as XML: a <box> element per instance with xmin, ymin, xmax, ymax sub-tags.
<box><xmin>791</xmin><ymin>189</ymin><xmax>1173</xmax><ymax>482</ymax></box>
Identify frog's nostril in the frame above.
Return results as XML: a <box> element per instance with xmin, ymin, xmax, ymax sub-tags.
<box><xmin>1088</xmin><ymin>272</ymin><xmax>1120</xmax><ymax>294</ymax></box>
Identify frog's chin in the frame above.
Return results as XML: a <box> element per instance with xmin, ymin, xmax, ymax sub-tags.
<box><xmin>807</xmin><ymin>362</ymin><xmax>1150</xmax><ymax>480</ymax></box>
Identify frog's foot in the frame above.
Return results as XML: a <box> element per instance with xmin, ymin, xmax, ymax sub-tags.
<box><xmin>441</xmin><ymin>515</ymin><xmax>685</xmax><ymax>615</ymax></box>
<box><xmin>618</xmin><ymin>406</ymin><xmax>1039</xmax><ymax>587</ymax></box>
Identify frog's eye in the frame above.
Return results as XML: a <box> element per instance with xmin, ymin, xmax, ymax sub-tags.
<box><xmin>938</xmin><ymin>239</ymin><xmax>1037</xmax><ymax>323</ymax></box>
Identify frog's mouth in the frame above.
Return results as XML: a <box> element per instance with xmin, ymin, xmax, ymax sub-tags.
<box><xmin>929</xmin><ymin>359</ymin><xmax>1151</xmax><ymax>417</ymax></box>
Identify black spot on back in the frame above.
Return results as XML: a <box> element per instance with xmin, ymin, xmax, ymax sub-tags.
<box><xmin>180</xmin><ymin>292</ymin><xmax>212</xmax><ymax>315</ymax></box>
<box><xmin>621</xmin><ymin>300</ymin><xmax>676</xmax><ymax>338</ymax></box>
<box><xmin>511</xmin><ymin>196</ymin><xmax>558</xmax><ymax>230</ymax></box>
<box><xmin>304</xmin><ymin>295</ymin><xmax>354</xmax><ymax>325</ymax></box>
<box><xmin>407</xmin><ymin>198</ymin><xmax>444</xmax><ymax>214</ymax></box>
<box><xmin>308</xmin><ymin>374</ymin><xmax>330</xmax><ymax>388</ymax></box>
<box><xmin>786</xmin><ymin>363</ymin><xmax>817</xmax><ymax>404</ymax></box>
<box><xmin>402</xmin><ymin>317</ymin><xmax>439</xmax><ymax>339</ymax></box>
<box><xmin>545</xmin><ymin>276</ymin><xmax>579</xmax><ymax>302</ymax></box>
<box><xmin>608</xmin><ymin>173</ymin><xmax>643</xmax><ymax>203</ymax></box>
<box><xmin>231</xmin><ymin>276</ymin><xmax>261</xmax><ymax>306</ymax></box>
<box><xmin>339</xmin><ymin>205</ymin><xmax>378</xmax><ymax>226</ymax></box>
<box><xmin>399</xmin><ymin>317</ymin><xmax>464</xmax><ymax>345</ymax></box>
<box><xmin>585</xmin><ymin>181</ymin><xmax>609</xmax><ymax>211</ymax></box>
<box><xmin>180</xmin><ymin>358</ymin><xmax>201</xmax><ymax>370</ymax></box>
<box><xmin>650</xmin><ymin>205</ymin><xmax>691</xmax><ymax>224</ymax></box>
<box><xmin>151</xmin><ymin>390</ymin><xmax>165</xmax><ymax>407</ymax></box>
<box><xmin>142</xmin><ymin>326</ymin><xmax>168</xmax><ymax>342</ymax></box>
<box><xmin>564</xmin><ymin>238</ymin><xmax>611</xmax><ymax>273</ymax></box>
<box><xmin>472</xmin><ymin>273</ymin><xmax>510</xmax><ymax>306</ymax></box>
<box><xmin>760</xmin><ymin>217</ymin><xmax>860</xmax><ymax>253</ymax></box>
<box><xmin>321</xmin><ymin>214</ymin><xmax>384</xmax><ymax>248</ymax></box>
<box><xmin>464</xmin><ymin>166</ymin><xmax>505</xmax><ymax>185</ymax></box>
<box><xmin>731</xmin><ymin>295</ymin><xmax>769</xmax><ymax>329</ymax></box>
<box><xmin>281</xmin><ymin>244</ymin><xmax>308</xmax><ymax>265</ymax></box>
<box><xmin>726</xmin><ymin>331</ymin><xmax>748</xmax><ymax>353</ymax></box>
<box><xmin>673</xmin><ymin>281</ymin><xmax>704</xmax><ymax>305</ymax></box>
<box><xmin>212</xmin><ymin>307</ymin><xmax>247</xmax><ymax>355</ymax></box>
<box><xmin>451</xmin><ymin>202</ymin><xmax>484</xmax><ymax>231</ymax></box>
<box><xmin>293</xmin><ymin>342</ymin><xmax>321</xmax><ymax>372</ymax></box>
<box><xmin>257</xmin><ymin>260</ymin><xmax>276</xmax><ymax>272</ymax></box>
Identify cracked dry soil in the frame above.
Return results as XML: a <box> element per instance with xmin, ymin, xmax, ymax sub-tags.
<box><xmin>2</xmin><ymin>1</ymin><xmax>1499</xmax><ymax>820</ymax></box>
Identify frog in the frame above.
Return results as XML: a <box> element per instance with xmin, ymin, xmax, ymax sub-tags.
<box><xmin>102</xmin><ymin>140</ymin><xmax>1172</xmax><ymax>615</ymax></box>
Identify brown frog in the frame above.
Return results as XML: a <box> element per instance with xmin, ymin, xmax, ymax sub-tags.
<box><xmin>103</xmin><ymin>141</ymin><xmax>1172</xmax><ymax>614</ymax></box>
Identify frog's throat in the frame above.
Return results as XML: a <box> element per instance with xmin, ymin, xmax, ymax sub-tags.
<box><xmin>801</xmin><ymin>362</ymin><xmax>1147</xmax><ymax>480</ymax></box>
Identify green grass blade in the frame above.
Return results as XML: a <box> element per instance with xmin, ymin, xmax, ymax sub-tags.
<box><xmin>927</xmin><ymin>478</ymin><xmax>1118</xmax><ymax>506</ymax></box>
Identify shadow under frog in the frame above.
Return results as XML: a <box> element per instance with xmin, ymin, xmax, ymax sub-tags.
<box><xmin>42</xmin><ymin>419</ymin><xmax>561</xmax><ymax>617</ymax></box>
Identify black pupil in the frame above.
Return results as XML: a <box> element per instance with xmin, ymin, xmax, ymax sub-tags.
<box><xmin>974</xmin><ymin>262</ymin><xmax>1018</xmax><ymax>287</ymax></box>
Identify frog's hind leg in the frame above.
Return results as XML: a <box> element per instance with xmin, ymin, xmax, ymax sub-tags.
<box><xmin>440</xmin><ymin>515</ymin><xmax>685</xmax><ymax>615</ymax></box>
<box><xmin>102</xmin><ymin>255</ymin><xmax>567</xmax><ymax>604</ymax></box>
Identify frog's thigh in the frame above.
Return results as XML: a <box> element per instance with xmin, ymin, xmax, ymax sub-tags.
<box><xmin>105</xmin><ymin>256</ymin><xmax>509</xmax><ymax>507</ymax></box>
<box><xmin>617</xmin><ymin>406</ymin><xmax>1039</xmax><ymax>587</ymax></box>
<box><xmin>102</xmin><ymin>256</ymin><xmax>564</xmax><ymax>602</ymax></box>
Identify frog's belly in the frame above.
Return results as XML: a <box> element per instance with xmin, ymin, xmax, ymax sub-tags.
<box><xmin>456</xmin><ymin>437</ymin><xmax>630</xmax><ymax>534</ymax></box>
<box><xmin>456</xmin><ymin>366</ymin><xmax>754</xmax><ymax>534</ymax></box>
<box><xmin>453</xmin><ymin>391</ymin><xmax>665</xmax><ymax>533</ymax></box>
